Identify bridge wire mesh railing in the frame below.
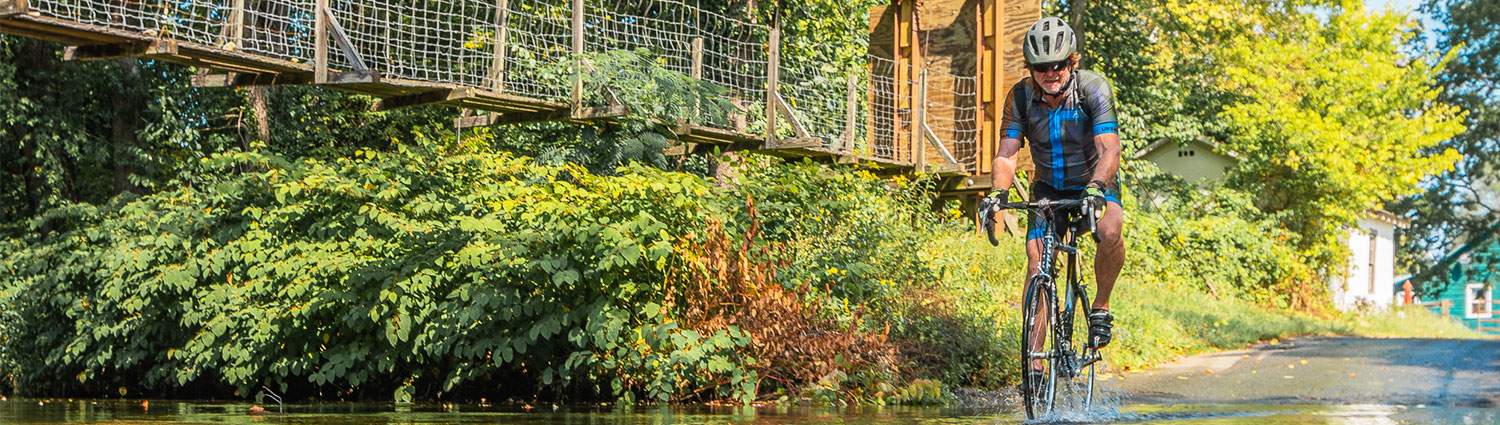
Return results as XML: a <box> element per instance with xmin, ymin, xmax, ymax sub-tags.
<box><xmin>27</xmin><ymin>0</ymin><xmax>315</xmax><ymax>63</ymax></box>
<box><xmin>20</xmin><ymin>0</ymin><xmax>980</xmax><ymax>168</ymax></box>
<box><xmin>926</xmin><ymin>73</ymin><xmax>979</xmax><ymax>172</ymax></box>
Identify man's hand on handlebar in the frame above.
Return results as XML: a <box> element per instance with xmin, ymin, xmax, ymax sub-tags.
<box><xmin>1083</xmin><ymin>181</ymin><xmax>1106</xmax><ymax>243</ymax></box>
<box><xmin>979</xmin><ymin>189</ymin><xmax>1008</xmax><ymax>246</ymax></box>
<box><xmin>1083</xmin><ymin>180</ymin><xmax>1107</xmax><ymax>216</ymax></box>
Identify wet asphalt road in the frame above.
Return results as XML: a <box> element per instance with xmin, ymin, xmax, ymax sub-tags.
<box><xmin>1110</xmin><ymin>336</ymin><xmax>1500</xmax><ymax>407</ymax></box>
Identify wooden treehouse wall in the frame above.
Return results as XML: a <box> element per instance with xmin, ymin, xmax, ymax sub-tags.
<box><xmin>870</xmin><ymin>0</ymin><xmax>1039</xmax><ymax>192</ymax></box>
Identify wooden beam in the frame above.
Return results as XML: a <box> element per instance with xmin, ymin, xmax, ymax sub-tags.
<box><xmin>771</xmin><ymin>137</ymin><xmax>821</xmax><ymax>150</ymax></box>
<box><xmin>571</xmin><ymin>0</ymin><xmax>583</xmax><ymax>106</ymax></box>
<box><xmin>488</xmin><ymin>0</ymin><xmax>509</xmax><ymax>93</ymax></box>
<box><xmin>664</xmin><ymin>143</ymin><xmax>699</xmax><ymax>157</ymax></box>
<box><xmin>0</xmin><ymin>0</ymin><xmax>27</xmax><ymax>18</ymax></box>
<box><xmin>766</xmin><ymin>7</ymin><xmax>780</xmax><ymax>145</ymax></box>
<box><xmin>571</xmin><ymin>103</ymin><xmax>629</xmax><ymax>120</ymax></box>
<box><xmin>322</xmin><ymin>6</ymin><xmax>369</xmax><ymax>73</ymax></box>
<box><xmin>771</xmin><ymin>91</ymin><xmax>810</xmax><ymax>140</ymax></box>
<box><xmin>913</xmin><ymin>68</ymin><xmax>927</xmax><ymax>171</ymax></box>
<box><xmin>62</xmin><ymin>40</ymin><xmax>177</xmax><ymax>61</ymax></box>
<box><xmin>922</xmin><ymin>122</ymin><xmax>961</xmax><ymax>165</ymax></box>
<box><xmin>315</xmin><ymin>0</ymin><xmax>328</xmax><ymax>83</ymax></box>
<box><xmin>689</xmin><ymin>36</ymin><xmax>703</xmax><ymax>124</ymax></box>
<box><xmin>373</xmin><ymin>88</ymin><xmax>473</xmax><ymax>111</ymax></box>
<box><xmin>842</xmin><ymin>73</ymin><xmax>858</xmax><ymax>151</ymax></box>
<box><xmin>192</xmin><ymin>72</ymin><xmax>315</xmax><ymax>87</ymax></box>
<box><xmin>217</xmin><ymin>0</ymin><xmax>245</xmax><ymax>49</ymax></box>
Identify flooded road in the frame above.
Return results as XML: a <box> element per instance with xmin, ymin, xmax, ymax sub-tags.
<box><xmin>1112</xmin><ymin>337</ymin><xmax>1500</xmax><ymax>407</ymax></box>
<box><xmin>2</xmin><ymin>399</ymin><xmax>1498</xmax><ymax>424</ymax></box>
<box><xmin>3</xmin><ymin>337</ymin><xmax>1496</xmax><ymax>424</ymax></box>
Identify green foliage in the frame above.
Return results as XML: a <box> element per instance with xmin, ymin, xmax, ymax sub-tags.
<box><xmin>1130</xmin><ymin>182</ymin><xmax>1313</xmax><ymax>308</ymax></box>
<box><xmin>1075</xmin><ymin>0</ymin><xmax>1464</xmax><ymax>285</ymax></box>
<box><xmin>1216</xmin><ymin>1</ymin><xmax>1464</xmax><ymax>273</ymax></box>
<box><xmin>0</xmin><ymin>134</ymin><xmax>754</xmax><ymax>402</ymax></box>
<box><xmin>487</xmin><ymin>49</ymin><xmax>735</xmax><ymax>175</ymax></box>
<box><xmin>0</xmin><ymin>36</ymin><xmax>241</xmax><ymax>230</ymax></box>
<box><xmin>1394</xmin><ymin>0</ymin><xmax>1500</xmax><ymax>281</ymax></box>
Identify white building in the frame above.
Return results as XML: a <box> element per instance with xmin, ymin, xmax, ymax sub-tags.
<box><xmin>1330</xmin><ymin>211</ymin><xmax>1409</xmax><ymax>311</ymax></box>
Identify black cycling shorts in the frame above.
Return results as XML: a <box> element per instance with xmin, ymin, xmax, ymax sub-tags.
<box><xmin>1026</xmin><ymin>181</ymin><xmax>1120</xmax><ymax>241</ymax></box>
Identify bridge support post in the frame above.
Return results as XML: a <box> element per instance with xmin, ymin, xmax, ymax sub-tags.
<box><xmin>315</xmin><ymin>0</ymin><xmax>328</xmax><ymax>83</ymax></box>
<box><xmin>913</xmin><ymin>69</ymin><xmax>927</xmax><ymax>171</ymax></box>
<box><xmin>488</xmin><ymin>0</ymin><xmax>510</xmax><ymax>93</ymax></box>
<box><xmin>0</xmin><ymin>0</ymin><xmax>28</xmax><ymax>18</ymax></box>
<box><xmin>765</xmin><ymin>2</ymin><xmax>780</xmax><ymax>146</ymax></box>
<box><xmin>219</xmin><ymin>0</ymin><xmax>244</xmax><ymax>49</ymax></box>
<box><xmin>571</xmin><ymin>0</ymin><xmax>583</xmax><ymax>107</ymax></box>
<box><xmin>842</xmin><ymin>73</ymin><xmax>857</xmax><ymax>151</ymax></box>
<box><xmin>689</xmin><ymin>37</ymin><xmax>702</xmax><ymax>124</ymax></box>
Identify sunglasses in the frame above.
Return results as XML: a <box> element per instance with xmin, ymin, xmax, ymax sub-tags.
<box><xmin>1029</xmin><ymin>60</ymin><xmax>1070</xmax><ymax>73</ymax></box>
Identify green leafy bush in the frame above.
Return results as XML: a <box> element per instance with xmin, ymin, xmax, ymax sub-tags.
<box><xmin>0</xmin><ymin>137</ymin><xmax>757</xmax><ymax>402</ymax></box>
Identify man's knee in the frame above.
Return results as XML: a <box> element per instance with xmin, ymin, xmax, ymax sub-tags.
<box><xmin>1097</xmin><ymin>224</ymin><xmax>1123</xmax><ymax>249</ymax></box>
<box><xmin>1096</xmin><ymin>204</ymin><xmax>1124</xmax><ymax>250</ymax></box>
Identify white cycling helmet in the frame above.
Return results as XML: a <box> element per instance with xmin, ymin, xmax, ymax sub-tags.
<box><xmin>1023</xmin><ymin>17</ymin><xmax>1076</xmax><ymax>64</ymax></box>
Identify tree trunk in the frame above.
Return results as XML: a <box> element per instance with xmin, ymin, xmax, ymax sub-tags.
<box><xmin>248</xmin><ymin>86</ymin><xmax>271</xmax><ymax>144</ymax></box>
<box><xmin>1069</xmin><ymin>0</ymin><xmax>1088</xmax><ymax>68</ymax></box>
<box><xmin>243</xmin><ymin>86</ymin><xmax>271</xmax><ymax>173</ymax></box>
<box><xmin>110</xmin><ymin>58</ymin><xmax>141</xmax><ymax>195</ymax></box>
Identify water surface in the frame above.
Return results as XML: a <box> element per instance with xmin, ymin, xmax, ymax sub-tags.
<box><xmin>2</xmin><ymin>398</ymin><xmax>1496</xmax><ymax>424</ymax></box>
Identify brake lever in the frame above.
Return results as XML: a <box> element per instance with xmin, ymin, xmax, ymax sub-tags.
<box><xmin>980</xmin><ymin>198</ymin><xmax>1000</xmax><ymax>246</ymax></box>
<box><xmin>1089</xmin><ymin>201</ymin><xmax>1101</xmax><ymax>244</ymax></box>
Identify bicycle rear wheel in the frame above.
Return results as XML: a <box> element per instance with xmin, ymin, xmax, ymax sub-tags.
<box><xmin>1019</xmin><ymin>275</ymin><xmax>1057</xmax><ymax>419</ymax></box>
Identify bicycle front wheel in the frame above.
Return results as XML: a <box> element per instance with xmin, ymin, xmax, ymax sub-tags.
<box><xmin>1019</xmin><ymin>275</ymin><xmax>1057</xmax><ymax>420</ymax></box>
<box><xmin>1056</xmin><ymin>280</ymin><xmax>1098</xmax><ymax>410</ymax></box>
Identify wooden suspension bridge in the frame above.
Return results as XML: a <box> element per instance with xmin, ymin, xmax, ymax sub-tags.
<box><xmin>0</xmin><ymin>0</ymin><xmax>1043</xmax><ymax>201</ymax></box>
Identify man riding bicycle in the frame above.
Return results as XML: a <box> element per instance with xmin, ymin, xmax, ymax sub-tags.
<box><xmin>985</xmin><ymin>17</ymin><xmax>1123</xmax><ymax>388</ymax></box>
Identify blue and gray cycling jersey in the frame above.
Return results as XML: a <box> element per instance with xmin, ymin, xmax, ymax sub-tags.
<box><xmin>1000</xmin><ymin>69</ymin><xmax>1119</xmax><ymax>192</ymax></box>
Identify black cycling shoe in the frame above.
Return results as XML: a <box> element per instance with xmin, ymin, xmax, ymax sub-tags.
<box><xmin>1088</xmin><ymin>309</ymin><xmax>1114</xmax><ymax>348</ymax></box>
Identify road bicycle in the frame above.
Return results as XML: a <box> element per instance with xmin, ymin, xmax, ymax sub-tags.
<box><xmin>980</xmin><ymin>196</ymin><xmax>1103</xmax><ymax>419</ymax></box>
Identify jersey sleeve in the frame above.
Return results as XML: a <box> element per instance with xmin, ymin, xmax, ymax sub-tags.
<box><xmin>1085</xmin><ymin>77</ymin><xmax>1118</xmax><ymax>136</ymax></box>
<box><xmin>1000</xmin><ymin>82</ymin><xmax>1026</xmax><ymax>147</ymax></box>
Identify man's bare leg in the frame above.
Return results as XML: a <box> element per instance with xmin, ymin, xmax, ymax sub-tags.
<box><xmin>1092</xmin><ymin>200</ymin><xmax>1124</xmax><ymax>311</ymax></box>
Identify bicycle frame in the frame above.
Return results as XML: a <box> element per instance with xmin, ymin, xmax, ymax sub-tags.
<box><xmin>983</xmin><ymin>198</ymin><xmax>1103</xmax><ymax>418</ymax></box>
<box><xmin>1030</xmin><ymin>203</ymin><xmax>1102</xmax><ymax>412</ymax></box>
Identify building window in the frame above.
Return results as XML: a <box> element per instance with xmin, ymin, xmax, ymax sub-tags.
<box><xmin>1465</xmin><ymin>283</ymin><xmax>1493</xmax><ymax>319</ymax></box>
<box><xmin>1367</xmin><ymin>229</ymin><xmax>1378</xmax><ymax>294</ymax></box>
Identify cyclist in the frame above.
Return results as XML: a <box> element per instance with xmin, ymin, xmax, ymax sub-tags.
<box><xmin>986</xmin><ymin>17</ymin><xmax>1123</xmax><ymax>388</ymax></box>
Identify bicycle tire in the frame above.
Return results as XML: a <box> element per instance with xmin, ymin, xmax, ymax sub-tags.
<box><xmin>1020</xmin><ymin>275</ymin><xmax>1057</xmax><ymax>420</ymax></box>
<box><xmin>1059</xmin><ymin>280</ymin><xmax>1097</xmax><ymax>409</ymax></box>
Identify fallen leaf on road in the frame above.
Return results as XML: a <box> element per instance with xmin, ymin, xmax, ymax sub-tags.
<box><xmin>1284</xmin><ymin>375</ymin><xmax>1295</xmax><ymax>379</ymax></box>
<box><xmin>1243</xmin><ymin>354</ymin><xmax>1251</xmax><ymax>358</ymax></box>
<box><xmin>1349</xmin><ymin>373</ymin><xmax>1357</xmax><ymax>378</ymax></box>
<box><xmin>1288</xmin><ymin>364</ymin><xmax>1296</xmax><ymax>369</ymax></box>
<box><xmin>1204</xmin><ymin>370</ymin><xmax>1213</xmax><ymax>374</ymax></box>
<box><xmin>1299</xmin><ymin>359</ymin><xmax>1307</xmax><ymax>365</ymax></box>
<box><xmin>1177</xmin><ymin>376</ymin><xmax>1188</xmax><ymax>380</ymax></box>
<box><xmin>1251</xmin><ymin>370</ymin><xmax>1257</xmax><ymax>374</ymax></box>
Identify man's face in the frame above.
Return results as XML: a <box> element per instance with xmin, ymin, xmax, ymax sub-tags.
<box><xmin>1029</xmin><ymin>59</ymin><xmax>1073</xmax><ymax>94</ymax></box>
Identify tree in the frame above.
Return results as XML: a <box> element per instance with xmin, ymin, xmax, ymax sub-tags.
<box><xmin>1395</xmin><ymin>0</ymin><xmax>1500</xmax><ymax>277</ymax></box>
<box><xmin>1070</xmin><ymin>0</ymin><xmax>1464</xmax><ymax>295</ymax></box>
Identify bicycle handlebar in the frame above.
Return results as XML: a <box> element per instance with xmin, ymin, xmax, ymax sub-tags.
<box><xmin>980</xmin><ymin>197</ymin><xmax>1098</xmax><ymax>246</ymax></box>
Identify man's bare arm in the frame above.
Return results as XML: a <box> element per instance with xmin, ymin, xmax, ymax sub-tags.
<box><xmin>991</xmin><ymin>137</ymin><xmax>1024</xmax><ymax>194</ymax></box>
<box><xmin>1089</xmin><ymin>132</ymin><xmax>1121</xmax><ymax>186</ymax></box>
